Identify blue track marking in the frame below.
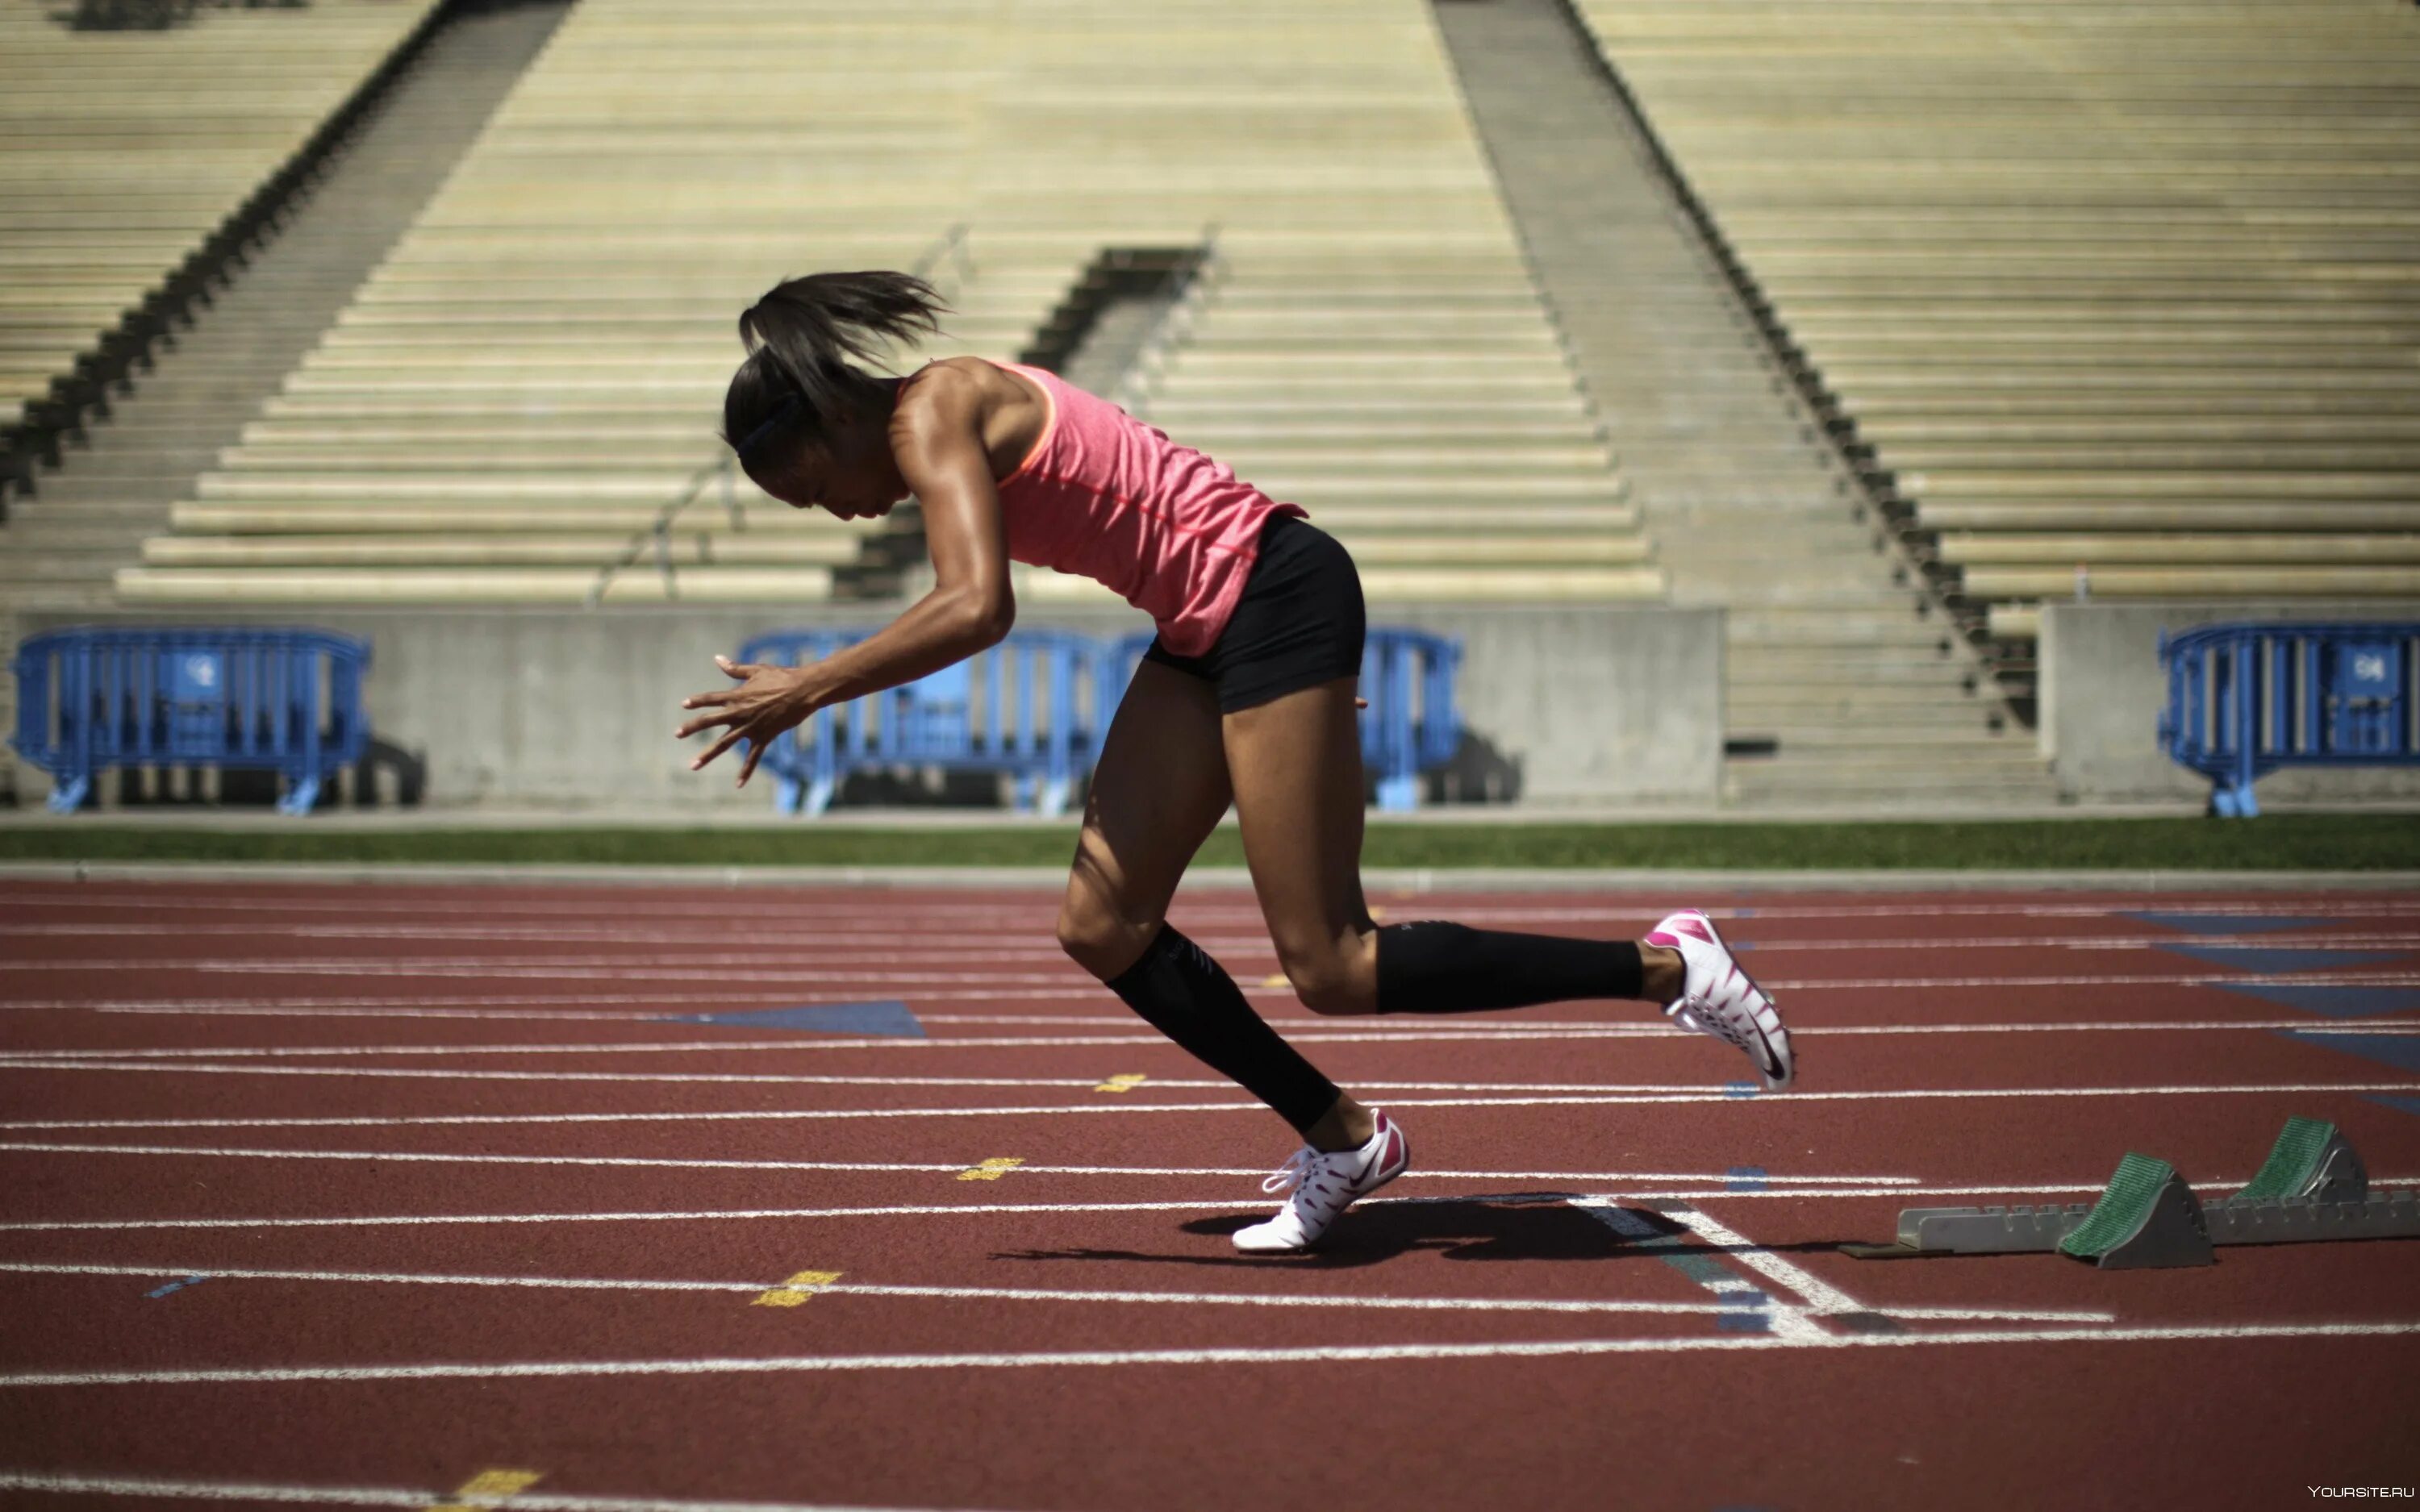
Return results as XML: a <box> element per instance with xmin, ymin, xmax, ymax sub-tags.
<box><xmin>1722</xmin><ymin>1080</ymin><xmax>1759</xmax><ymax>1099</ymax></box>
<box><xmin>2157</xmin><ymin>945</ymin><xmax>2416</xmax><ymax>975</ymax></box>
<box><xmin>144</xmin><ymin>1276</ymin><xmax>207</xmax><ymax>1300</ymax></box>
<box><xmin>2122</xmin><ymin>911</ymin><xmax>2345</xmax><ymax>935</ymax></box>
<box><xmin>654</xmin><ymin>1001</ymin><xmax>924</xmax><ymax>1037</ymax></box>
<box><xmin>1714</xmin><ymin>1294</ymin><xmax>1771</xmax><ymax>1333</ymax></box>
<box><xmin>1725</xmin><ymin>1165</ymin><xmax>1769</xmax><ymax>1193</ymax></box>
<box><xmin>2370</xmin><ymin>1095</ymin><xmax>2420</xmax><ymax>1121</ymax></box>
<box><xmin>2224</xmin><ymin>985</ymin><xmax>2420</xmax><ymax>1017</ymax></box>
<box><xmin>2287</xmin><ymin>1032</ymin><xmax>2420</xmax><ymax>1077</ymax></box>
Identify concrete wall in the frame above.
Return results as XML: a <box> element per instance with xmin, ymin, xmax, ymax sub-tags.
<box><xmin>15</xmin><ymin>601</ymin><xmax>1725</xmax><ymax>811</ymax></box>
<box><xmin>2038</xmin><ymin>601</ymin><xmax>2420</xmax><ymax>806</ymax></box>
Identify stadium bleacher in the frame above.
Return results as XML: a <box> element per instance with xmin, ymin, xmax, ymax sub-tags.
<box><xmin>0</xmin><ymin>0</ymin><xmax>443</xmax><ymax>454</ymax></box>
<box><xmin>1567</xmin><ymin>0</ymin><xmax>2420</xmax><ymax>650</ymax></box>
<box><xmin>121</xmin><ymin>0</ymin><xmax>1661</xmax><ymax>610</ymax></box>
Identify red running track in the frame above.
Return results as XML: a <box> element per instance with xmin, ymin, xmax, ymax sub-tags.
<box><xmin>2</xmin><ymin>879</ymin><xmax>2418</xmax><ymax>1511</ymax></box>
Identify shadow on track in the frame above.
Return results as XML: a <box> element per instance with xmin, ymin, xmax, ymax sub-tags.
<box><xmin>995</xmin><ymin>1194</ymin><xmax>1651</xmax><ymax>1269</ymax></box>
<box><xmin>994</xmin><ymin>1196</ymin><xmax>1871</xmax><ymax>1270</ymax></box>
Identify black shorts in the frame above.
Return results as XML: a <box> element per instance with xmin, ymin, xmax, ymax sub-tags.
<box><xmin>1143</xmin><ymin>514</ymin><xmax>1366</xmax><ymax>714</ymax></box>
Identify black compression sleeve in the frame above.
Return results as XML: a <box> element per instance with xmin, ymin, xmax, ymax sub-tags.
<box><xmin>1375</xmin><ymin>919</ymin><xmax>1644</xmax><ymax>1014</ymax></box>
<box><xmin>1104</xmin><ymin>924</ymin><xmax>1342</xmax><ymax>1135</ymax></box>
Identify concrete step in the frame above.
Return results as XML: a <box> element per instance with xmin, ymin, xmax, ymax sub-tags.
<box><xmin>1739</xmin><ymin>725</ymin><xmax>2028</xmax><ymax>751</ymax></box>
<box><xmin>3</xmin><ymin>0</ymin><xmax>570</xmax><ymax>592</ymax></box>
<box><xmin>1428</xmin><ymin>0</ymin><xmax>2026</xmax><ymax>810</ymax></box>
<box><xmin>0</xmin><ymin>554</ymin><xmax>123</xmax><ymax>582</ymax></box>
<box><xmin>1733</xmin><ymin>692</ymin><xmax>1994</xmax><ymax>721</ymax></box>
<box><xmin>1725</xmin><ymin>761</ymin><xmax>2055</xmax><ymax>799</ymax></box>
<box><xmin>1726</xmin><ymin>609</ymin><xmax>1954</xmax><ymax>644</ymax></box>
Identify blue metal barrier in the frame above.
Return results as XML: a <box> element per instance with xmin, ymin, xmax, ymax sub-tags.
<box><xmin>11</xmin><ymin>627</ymin><xmax>371</xmax><ymax>814</ymax></box>
<box><xmin>1364</xmin><ymin>629</ymin><xmax>1464</xmax><ymax>811</ymax></box>
<box><xmin>738</xmin><ymin>629</ymin><xmax>1112</xmax><ymax>817</ymax></box>
<box><xmin>2159</xmin><ymin>621</ymin><xmax>2420</xmax><ymax>817</ymax></box>
<box><xmin>1108</xmin><ymin>627</ymin><xmax>1464</xmax><ymax>811</ymax></box>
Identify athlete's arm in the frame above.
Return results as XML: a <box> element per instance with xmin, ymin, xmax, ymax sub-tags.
<box><xmin>678</xmin><ymin>368</ymin><xmax>1015</xmax><ymax>785</ymax></box>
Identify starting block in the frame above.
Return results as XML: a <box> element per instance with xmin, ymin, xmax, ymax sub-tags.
<box><xmin>1848</xmin><ymin>1118</ymin><xmax>2420</xmax><ymax>1269</ymax></box>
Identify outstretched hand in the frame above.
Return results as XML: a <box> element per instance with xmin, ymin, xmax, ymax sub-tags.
<box><xmin>677</xmin><ymin>655</ymin><xmax>820</xmax><ymax>787</ymax></box>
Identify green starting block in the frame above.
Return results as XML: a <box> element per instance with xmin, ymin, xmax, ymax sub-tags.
<box><xmin>1848</xmin><ymin>1117</ymin><xmax>2420</xmax><ymax>1269</ymax></box>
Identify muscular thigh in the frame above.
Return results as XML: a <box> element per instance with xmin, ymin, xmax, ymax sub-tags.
<box><xmin>1060</xmin><ymin>658</ymin><xmax>1233</xmax><ymax>978</ymax></box>
<box><xmin>1223</xmin><ymin>676</ymin><xmax>1375</xmax><ymax>1009</ymax></box>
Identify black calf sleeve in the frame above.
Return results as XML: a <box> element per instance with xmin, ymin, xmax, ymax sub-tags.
<box><xmin>1104</xmin><ymin>924</ymin><xmax>1342</xmax><ymax>1136</ymax></box>
<box><xmin>1376</xmin><ymin>919</ymin><xmax>1644</xmax><ymax>1013</ymax></box>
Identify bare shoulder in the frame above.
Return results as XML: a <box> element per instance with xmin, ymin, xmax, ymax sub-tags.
<box><xmin>894</xmin><ymin>356</ymin><xmax>1046</xmax><ymax>480</ymax></box>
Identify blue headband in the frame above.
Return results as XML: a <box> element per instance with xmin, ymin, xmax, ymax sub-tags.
<box><xmin>736</xmin><ymin>392</ymin><xmax>804</xmax><ymax>460</ymax></box>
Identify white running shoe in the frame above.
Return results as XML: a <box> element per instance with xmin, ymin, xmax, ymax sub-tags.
<box><xmin>1232</xmin><ymin>1110</ymin><xmax>1411</xmax><ymax>1253</ymax></box>
<box><xmin>1649</xmin><ymin>908</ymin><xmax>1795</xmax><ymax>1089</ymax></box>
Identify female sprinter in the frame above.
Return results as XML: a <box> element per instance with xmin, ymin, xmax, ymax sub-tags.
<box><xmin>676</xmin><ymin>271</ymin><xmax>1793</xmax><ymax>1253</ymax></box>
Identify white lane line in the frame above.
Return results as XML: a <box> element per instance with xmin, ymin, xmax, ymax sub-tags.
<box><xmin>10</xmin><ymin>1320</ymin><xmax>2420</xmax><ymax>1387</ymax></box>
<box><xmin>2</xmin><ymin>960</ymin><xmax>1109</xmax><ymax>981</ymax></box>
<box><xmin>7</xmin><ymin>890</ymin><xmax>2414</xmax><ymax>923</ymax></box>
<box><xmin>0</xmin><ymin>1260</ymin><xmax>2094</xmax><ymax>1321</ymax></box>
<box><xmin>11</xmin><ymin>1015</ymin><xmax>2416</xmax><ymax>1063</ymax></box>
<box><xmin>14</xmin><ymin>955</ymin><xmax>2420</xmax><ymax>993</ymax></box>
<box><xmin>10</xmin><ymin>1004</ymin><xmax>2418</xmax><ymax>1043</ymax></box>
<box><xmin>8</xmin><ymin>918</ymin><xmax>2415</xmax><ymax>952</ymax></box>
<box><xmin>0</xmin><ymin>1036</ymin><xmax>1731</xmax><ymax>1063</ymax></box>
<box><xmin>0</xmin><ymin>1198</ymin><xmax>1256</xmax><ymax>1233</ymax></box>
<box><xmin>6</xmin><ymin>1010</ymin><xmax>2417</xmax><ymax>1067</ymax></box>
<box><xmin>0</xmin><ymin>1062</ymin><xmax>2410</xmax><ymax>1109</ymax></box>
<box><xmin>24</xmin><ymin>1176</ymin><xmax>2406</xmax><ymax>1233</ymax></box>
<box><xmin>0</xmin><ymin>1142</ymin><xmax>1913</xmax><ymax>1188</ymax></box>
<box><xmin>1652</xmin><ymin>1203</ymin><xmax>1875</xmax><ymax>1318</ymax></box>
<box><xmin>1570</xmin><ymin>1200</ymin><xmax>1825</xmax><ymax>1343</ymax></box>
<box><xmin>0</xmin><ymin>1471</ymin><xmax>971</xmax><ymax>1511</ymax></box>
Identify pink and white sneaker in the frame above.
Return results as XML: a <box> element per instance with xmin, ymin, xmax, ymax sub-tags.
<box><xmin>1650</xmin><ymin>908</ymin><xmax>1795</xmax><ymax>1089</ymax></box>
<box><xmin>1232</xmin><ymin>1110</ymin><xmax>1410</xmax><ymax>1253</ymax></box>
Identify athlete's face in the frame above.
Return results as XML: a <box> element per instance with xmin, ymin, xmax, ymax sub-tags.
<box><xmin>766</xmin><ymin>414</ymin><xmax>908</xmax><ymax>522</ymax></box>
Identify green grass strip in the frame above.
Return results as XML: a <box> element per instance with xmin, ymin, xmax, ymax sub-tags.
<box><xmin>0</xmin><ymin>814</ymin><xmax>2412</xmax><ymax>870</ymax></box>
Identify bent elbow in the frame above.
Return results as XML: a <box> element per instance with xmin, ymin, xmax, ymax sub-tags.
<box><xmin>953</xmin><ymin>588</ymin><xmax>1016</xmax><ymax>649</ymax></box>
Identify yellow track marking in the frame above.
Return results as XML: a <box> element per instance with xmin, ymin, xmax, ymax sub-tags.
<box><xmin>425</xmin><ymin>1468</ymin><xmax>543</xmax><ymax>1510</ymax></box>
<box><xmin>751</xmin><ymin>1269</ymin><xmax>844</xmax><ymax>1307</ymax></box>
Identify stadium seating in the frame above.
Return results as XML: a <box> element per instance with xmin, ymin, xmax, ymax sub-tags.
<box><xmin>1567</xmin><ymin>0</ymin><xmax>2420</xmax><ymax>647</ymax></box>
<box><xmin>0</xmin><ymin>0</ymin><xmax>442</xmax><ymax>446</ymax></box>
<box><xmin>123</xmin><ymin>0</ymin><xmax>1662</xmax><ymax>610</ymax></box>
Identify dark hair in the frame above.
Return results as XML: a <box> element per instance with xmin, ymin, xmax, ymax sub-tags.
<box><xmin>722</xmin><ymin>270</ymin><xmax>947</xmax><ymax>483</ymax></box>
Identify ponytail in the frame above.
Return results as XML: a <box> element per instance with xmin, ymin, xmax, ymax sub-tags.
<box><xmin>722</xmin><ymin>270</ymin><xmax>946</xmax><ymax>473</ymax></box>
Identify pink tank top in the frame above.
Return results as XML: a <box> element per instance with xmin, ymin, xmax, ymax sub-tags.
<box><xmin>983</xmin><ymin>361</ymin><xmax>1308</xmax><ymax>656</ymax></box>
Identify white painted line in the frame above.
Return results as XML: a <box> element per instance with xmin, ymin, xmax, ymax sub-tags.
<box><xmin>2</xmin><ymin>959</ymin><xmax>1110</xmax><ymax>982</ymax></box>
<box><xmin>0</xmin><ymin>1260</ymin><xmax>2096</xmax><ymax>1321</ymax></box>
<box><xmin>0</xmin><ymin>1198</ymin><xmax>1255</xmax><ymax>1233</ymax></box>
<box><xmin>1772</xmin><ymin>972</ymin><xmax>2420</xmax><ymax>991</ymax></box>
<box><xmin>9</xmin><ymin>1320</ymin><xmax>2420</xmax><ymax>1387</ymax></box>
<box><xmin>6</xmin><ymin>889</ymin><xmax>2414</xmax><ymax>925</ymax></box>
<box><xmin>0</xmin><ymin>1060</ymin><xmax>2410</xmax><ymax>1110</ymax></box>
<box><xmin>0</xmin><ymin>1471</ymin><xmax>978</xmax><ymax>1511</ymax></box>
<box><xmin>1652</xmin><ymin>1202</ymin><xmax>1875</xmax><ymax>1318</ymax></box>
<box><xmin>0</xmin><ymin>1035</ymin><xmax>1729</xmax><ymax>1064</ymax></box>
<box><xmin>13</xmin><ymin>1014</ymin><xmax>2414</xmax><ymax>1066</ymax></box>
<box><xmin>17</xmin><ymin>948</ymin><xmax>2420</xmax><ymax>991</ymax></box>
<box><xmin>1571</xmin><ymin>1199</ymin><xmax>1825</xmax><ymax>1343</ymax></box>
<box><xmin>0</xmin><ymin>1141</ymin><xmax>1915</xmax><ymax>1188</ymax></box>
<box><xmin>12</xmin><ymin>1003</ymin><xmax>2418</xmax><ymax>1042</ymax></box>
<box><xmin>6</xmin><ymin>1011</ymin><xmax>2416</xmax><ymax>1070</ymax></box>
<box><xmin>8</xmin><ymin>918</ymin><xmax>2415</xmax><ymax>953</ymax></box>
<box><xmin>28</xmin><ymin>1175</ymin><xmax>2410</xmax><ymax>1233</ymax></box>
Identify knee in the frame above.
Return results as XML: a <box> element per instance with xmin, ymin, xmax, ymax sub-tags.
<box><xmin>1283</xmin><ymin>943</ymin><xmax>1376</xmax><ymax>1017</ymax></box>
<box><xmin>1058</xmin><ymin>888</ymin><xmax>1155</xmax><ymax>982</ymax></box>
